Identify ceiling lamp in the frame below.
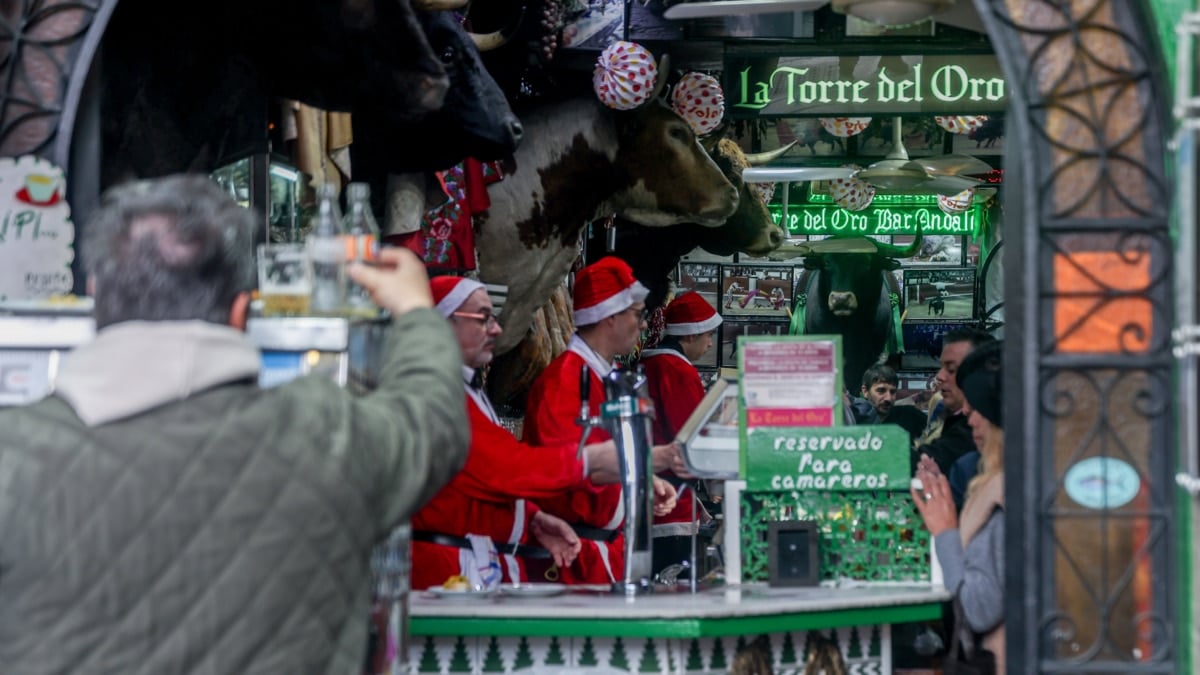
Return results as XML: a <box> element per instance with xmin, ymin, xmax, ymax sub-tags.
<box><xmin>831</xmin><ymin>0</ymin><xmax>954</xmax><ymax>26</ymax></box>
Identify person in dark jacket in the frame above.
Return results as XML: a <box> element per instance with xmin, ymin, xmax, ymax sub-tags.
<box><xmin>914</xmin><ymin>327</ymin><xmax>996</xmax><ymax>474</ymax></box>
<box><xmin>850</xmin><ymin>363</ymin><xmax>928</xmax><ymax>447</ymax></box>
<box><xmin>0</xmin><ymin>174</ymin><xmax>469</xmax><ymax>675</ymax></box>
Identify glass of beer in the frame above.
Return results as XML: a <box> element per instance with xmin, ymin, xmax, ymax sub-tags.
<box><xmin>257</xmin><ymin>243</ymin><xmax>312</xmax><ymax>316</ymax></box>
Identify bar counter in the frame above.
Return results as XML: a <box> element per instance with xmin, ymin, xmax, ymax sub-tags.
<box><xmin>408</xmin><ymin>582</ymin><xmax>949</xmax><ymax>674</ymax></box>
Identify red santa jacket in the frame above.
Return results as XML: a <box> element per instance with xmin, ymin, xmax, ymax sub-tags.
<box><xmin>411</xmin><ymin>380</ymin><xmax>587</xmax><ymax>589</ymax></box>
<box><xmin>640</xmin><ymin>346</ymin><xmax>705</xmax><ymax>533</ymax></box>
<box><xmin>523</xmin><ymin>336</ymin><xmax>624</xmax><ymax>585</ymax></box>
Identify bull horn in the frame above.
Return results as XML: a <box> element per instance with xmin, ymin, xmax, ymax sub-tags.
<box><xmin>412</xmin><ymin>0</ymin><xmax>469</xmax><ymax>10</ymax></box>
<box><xmin>649</xmin><ymin>54</ymin><xmax>670</xmax><ymax>101</ymax></box>
<box><xmin>743</xmin><ymin>140</ymin><xmax>798</xmax><ymax>165</ymax></box>
<box><xmin>469</xmin><ymin>9</ymin><xmax>525</xmax><ymax>51</ymax></box>
<box><xmin>872</xmin><ymin>232</ymin><xmax>924</xmax><ymax>258</ymax></box>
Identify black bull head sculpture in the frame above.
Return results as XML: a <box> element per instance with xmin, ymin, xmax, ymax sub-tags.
<box><xmin>351</xmin><ymin>9</ymin><xmax>524</xmax><ymax>176</ymax></box>
<box><xmin>100</xmin><ymin>0</ymin><xmax>518</xmax><ymax>186</ymax></box>
<box><xmin>782</xmin><ymin>236</ymin><xmax>923</xmax><ymax>393</ymax></box>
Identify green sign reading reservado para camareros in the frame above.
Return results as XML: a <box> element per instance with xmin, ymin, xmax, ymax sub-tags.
<box><xmin>769</xmin><ymin>200</ymin><xmax>983</xmax><ymax>237</ymax></box>
<box><xmin>743</xmin><ymin>426</ymin><xmax>910</xmax><ymax>492</ymax></box>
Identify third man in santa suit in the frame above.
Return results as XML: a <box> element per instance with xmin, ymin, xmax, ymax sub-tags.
<box><xmin>639</xmin><ymin>291</ymin><xmax>722</xmax><ymax>574</ymax></box>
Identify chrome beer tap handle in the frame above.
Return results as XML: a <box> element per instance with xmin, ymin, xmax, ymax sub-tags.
<box><xmin>576</xmin><ymin>364</ymin><xmax>598</xmax><ymax>460</ymax></box>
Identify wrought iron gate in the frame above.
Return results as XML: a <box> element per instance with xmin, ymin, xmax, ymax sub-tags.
<box><xmin>976</xmin><ymin>0</ymin><xmax>1179</xmax><ymax>672</ymax></box>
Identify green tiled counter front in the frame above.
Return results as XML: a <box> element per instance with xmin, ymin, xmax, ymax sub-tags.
<box><xmin>408</xmin><ymin>584</ymin><xmax>947</xmax><ymax>674</ymax></box>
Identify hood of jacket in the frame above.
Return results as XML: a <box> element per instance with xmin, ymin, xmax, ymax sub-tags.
<box><xmin>55</xmin><ymin>320</ymin><xmax>260</xmax><ymax>426</ymax></box>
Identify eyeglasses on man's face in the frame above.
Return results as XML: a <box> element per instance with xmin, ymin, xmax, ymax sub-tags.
<box><xmin>453</xmin><ymin>310</ymin><xmax>500</xmax><ymax>328</ymax></box>
<box><xmin>623</xmin><ymin>305</ymin><xmax>650</xmax><ymax>322</ymax></box>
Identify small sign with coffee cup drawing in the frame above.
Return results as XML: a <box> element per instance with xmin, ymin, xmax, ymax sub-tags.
<box><xmin>0</xmin><ymin>156</ymin><xmax>74</xmax><ymax>301</ymax></box>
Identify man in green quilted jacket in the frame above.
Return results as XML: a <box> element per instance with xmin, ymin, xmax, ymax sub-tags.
<box><xmin>0</xmin><ymin>174</ymin><xmax>469</xmax><ymax>674</ymax></box>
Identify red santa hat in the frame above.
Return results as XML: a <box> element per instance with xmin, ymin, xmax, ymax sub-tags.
<box><xmin>431</xmin><ymin>275</ymin><xmax>486</xmax><ymax>318</ymax></box>
<box><xmin>573</xmin><ymin>256</ymin><xmax>649</xmax><ymax>326</ymax></box>
<box><xmin>664</xmin><ymin>291</ymin><xmax>722</xmax><ymax>336</ymax></box>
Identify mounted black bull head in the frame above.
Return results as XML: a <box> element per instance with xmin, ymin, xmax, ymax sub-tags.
<box><xmin>352</xmin><ymin>8</ymin><xmax>524</xmax><ymax>176</ymax></box>
<box><xmin>243</xmin><ymin>0</ymin><xmax>464</xmax><ymax>120</ymax></box>
<box><xmin>477</xmin><ymin>62</ymin><xmax>740</xmax><ymax>355</ymax></box>
<box><xmin>609</xmin><ymin>138</ymin><xmax>793</xmax><ymax>310</ymax></box>
<box><xmin>101</xmin><ymin>0</ymin><xmax>493</xmax><ymax>185</ymax></box>
<box><xmin>782</xmin><ymin>236</ymin><xmax>922</xmax><ymax>393</ymax></box>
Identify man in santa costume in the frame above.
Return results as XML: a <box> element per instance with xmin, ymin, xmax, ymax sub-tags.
<box><xmin>523</xmin><ymin>256</ymin><xmax>681</xmax><ymax>585</ymax></box>
<box><xmin>639</xmin><ymin>291</ymin><xmax>722</xmax><ymax>575</ymax></box>
<box><xmin>410</xmin><ymin>276</ymin><xmax>638</xmax><ymax>590</ymax></box>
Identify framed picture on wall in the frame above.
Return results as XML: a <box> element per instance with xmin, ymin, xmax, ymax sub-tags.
<box><xmin>900</xmin><ymin>320</ymin><xmax>975</xmax><ymax>370</ymax></box>
<box><xmin>678</xmin><ymin>262</ymin><xmax>720</xmax><ymax>295</ymax></box>
<box><xmin>560</xmin><ymin>3</ymin><xmax>624</xmax><ymax>50</ymax></box>
<box><xmin>902</xmin><ymin>268</ymin><xmax>976</xmax><ymax>321</ymax></box>
<box><xmin>893</xmin><ymin>234</ymin><xmax>964</xmax><ymax>266</ymax></box>
<box><xmin>719</xmin><ymin>320</ymin><xmax>790</xmax><ymax>368</ymax></box>
<box><xmin>721</xmin><ymin>265</ymin><xmax>794</xmax><ymax>318</ymax></box>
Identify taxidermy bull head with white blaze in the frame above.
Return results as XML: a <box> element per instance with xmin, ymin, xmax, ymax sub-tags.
<box><xmin>477</xmin><ymin>61</ymin><xmax>740</xmax><ymax>355</ymax></box>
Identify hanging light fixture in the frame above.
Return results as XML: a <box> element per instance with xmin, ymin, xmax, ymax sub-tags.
<box><xmin>831</xmin><ymin>0</ymin><xmax>954</xmax><ymax>26</ymax></box>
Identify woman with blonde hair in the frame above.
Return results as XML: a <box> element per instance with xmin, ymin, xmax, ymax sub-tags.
<box><xmin>912</xmin><ymin>340</ymin><xmax>1005</xmax><ymax>674</ymax></box>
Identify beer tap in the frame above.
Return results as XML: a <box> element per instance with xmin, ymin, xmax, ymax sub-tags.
<box><xmin>601</xmin><ymin>365</ymin><xmax>657</xmax><ymax>596</ymax></box>
<box><xmin>573</xmin><ymin>363</ymin><xmax>659</xmax><ymax>596</ymax></box>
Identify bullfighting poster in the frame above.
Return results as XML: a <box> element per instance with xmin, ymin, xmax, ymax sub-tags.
<box><xmin>720</xmin><ymin>264</ymin><xmax>793</xmax><ymax>318</ymax></box>
<box><xmin>677</xmin><ymin>262</ymin><xmax>720</xmax><ymax>314</ymax></box>
<box><xmin>902</xmin><ymin>268</ymin><xmax>975</xmax><ymax>321</ymax></box>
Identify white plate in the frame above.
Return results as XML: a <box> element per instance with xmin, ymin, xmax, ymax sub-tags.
<box><xmin>427</xmin><ymin>585</ymin><xmax>496</xmax><ymax>599</ymax></box>
<box><xmin>500</xmin><ymin>583</ymin><xmax>567</xmax><ymax>598</ymax></box>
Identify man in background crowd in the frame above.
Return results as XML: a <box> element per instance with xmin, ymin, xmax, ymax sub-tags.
<box><xmin>915</xmin><ymin>327</ymin><xmax>997</xmax><ymax>476</ymax></box>
<box><xmin>0</xmin><ymin>175</ymin><xmax>469</xmax><ymax>674</ymax></box>
<box><xmin>850</xmin><ymin>363</ymin><xmax>928</xmax><ymax>449</ymax></box>
<box><xmin>524</xmin><ymin>256</ymin><xmax>680</xmax><ymax>585</ymax></box>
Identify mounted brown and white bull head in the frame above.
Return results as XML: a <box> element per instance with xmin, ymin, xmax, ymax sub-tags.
<box><xmin>607</xmin><ymin>137</ymin><xmax>794</xmax><ymax>312</ymax></box>
<box><xmin>477</xmin><ymin>59</ymin><xmax>739</xmax><ymax>355</ymax></box>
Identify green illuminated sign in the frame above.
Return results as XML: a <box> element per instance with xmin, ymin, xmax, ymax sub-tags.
<box><xmin>725</xmin><ymin>54</ymin><xmax>1006</xmax><ymax>117</ymax></box>
<box><xmin>770</xmin><ymin>199</ymin><xmax>982</xmax><ymax>236</ymax></box>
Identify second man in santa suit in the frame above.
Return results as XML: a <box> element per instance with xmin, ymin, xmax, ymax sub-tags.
<box><xmin>524</xmin><ymin>257</ymin><xmax>682</xmax><ymax>585</ymax></box>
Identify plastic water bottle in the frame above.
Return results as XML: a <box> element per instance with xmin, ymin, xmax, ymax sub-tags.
<box><xmin>342</xmin><ymin>182</ymin><xmax>381</xmax><ymax>317</ymax></box>
<box><xmin>307</xmin><ymin>183</ymin><xmax>345</xmax><ymax>314</ymax></box>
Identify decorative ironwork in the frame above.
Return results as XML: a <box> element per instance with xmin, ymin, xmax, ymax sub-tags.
<box><xmin>741</xmin><ymin>490</ymin><xmax>931</xmax><ymax>583</ymax></box>
<box><xmin>0</xmin><ymin>0</ymin><xmax>103</xmax><ymax>160</ymax></box>
<box><xmin>975</xmin><ymin>0</ymin><xmax>1175</xmax><ymax>671</ymax></box>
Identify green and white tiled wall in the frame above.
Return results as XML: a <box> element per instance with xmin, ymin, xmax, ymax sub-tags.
<box><xmin>408</xmin><ymin>625</ymin><xmax>888</xmax><ymax>674</ymax></box>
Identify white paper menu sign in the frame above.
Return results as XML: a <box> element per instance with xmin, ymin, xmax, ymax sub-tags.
<box><xmin>740</xmin><ymin>338</ymin><xmax>839</xmax><ymax>427</ymax></box>
<box><xmin>0</xmin><ymin>156</ymin><xmax>74</xmax><ymax>301</ymax></box>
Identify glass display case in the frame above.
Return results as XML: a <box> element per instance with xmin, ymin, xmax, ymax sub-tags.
<box><xmin>675</xmin><ymin>368</ymin><xmax>741</xmax><ymax>479</ymax></box>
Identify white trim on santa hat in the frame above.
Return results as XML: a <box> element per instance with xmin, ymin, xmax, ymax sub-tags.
<box><xmin>435</xmin><ymin>278</ymin><xmax>486</xmax><ymax>318</ymax></box>
<box><xmin>573</xmin><ymin>280</ymin><xmax>650</xmax><ymax>326</ymax></box>
<box><xmin>665</xmin><ymin>312</ymin><xmax>723</xmax><ymax>336</ymax></box>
